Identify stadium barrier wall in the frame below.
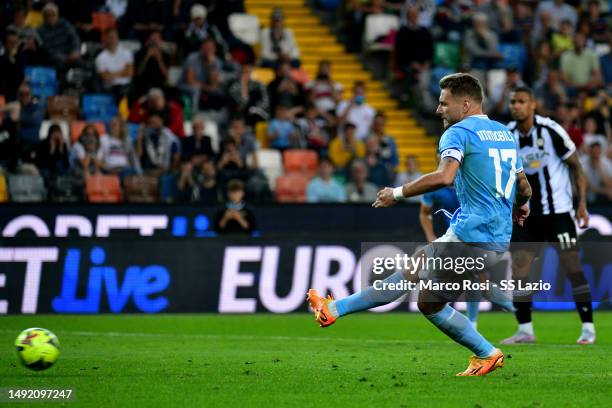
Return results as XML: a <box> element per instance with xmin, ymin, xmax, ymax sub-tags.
<box><xmin>0</xmin><ymin>204</ymin><xmax>611</xmax><ymax>314</ymax></box>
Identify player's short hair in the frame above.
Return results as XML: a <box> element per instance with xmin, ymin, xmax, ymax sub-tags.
<box><xmin>439</xmin><ymin>73</ymin><xmax>484</xmax><ymax>103</ymax></box>
<box><xmin>511</xmin><ymin>85</ymin><xmax>534</xmax><ymax>99</ymax></box>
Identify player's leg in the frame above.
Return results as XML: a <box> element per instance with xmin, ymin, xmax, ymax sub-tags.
<box><xmin>418</xmin><ymin>294</ymin><xmax>504</xmax><ymax>376</ymax></box>
<box><xmin>465</xmin><ymin>300</ymin><xmax>479</xmax><ymax>328</ymax></box>
<box><xmin>559</xmin><ymin>249</ymin><xmax>595</xmax><ymax>344</ymax></box>
<box><xmin>554</xmin><ymin>212</ymin><xmax>595</xmax><ymax>344</ymax></box>
<box><xmin>501</xmin><ymin>249</ymin><xmax>537</xmax><ymax>344</ymax></box>
<box><xmin>307</xmin><ymin>269</ymin><xmax>413</xmax><ymax>327</ymax></box>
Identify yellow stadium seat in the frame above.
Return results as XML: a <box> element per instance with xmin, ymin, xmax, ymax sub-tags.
<box><xmin>255</xmin><ymin>121</ymin><xmax>269</xmax><ymax>148</ymax></box>
<box><xmin>252</xmin><ymin>67</ymin><xmax>275</xmax><ymax>84</ymax></box>
<box><xmin>0</xmin><ymin>174</ymin><xmax>8</xmax><ymax>202</ymax></box>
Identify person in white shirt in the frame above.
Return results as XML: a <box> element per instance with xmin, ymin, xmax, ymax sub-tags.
<box><xmin>335</xmin><ymin>80</ymin><xmax>375</xmax><ymax>140</ymax></box>
<box><xmin>260</xmin><ymin>8</ymin><xmax>300</xmax><ymax>68</ymax></box>
<box><xmin>95</xmin><ymin>27</ymin><xmax>134</xmax><ymax>99</ymax></box>
<box><xmin>100</xmin><ymin>116</ymin><xmax>139</xmax><ymax>175</ymax></box>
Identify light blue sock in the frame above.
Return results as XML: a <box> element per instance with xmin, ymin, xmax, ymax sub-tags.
<box><xmin>425</xmin><ymin>304</ymin><xmax>495</xmax><ymax>358</ymax></box>
<box><xmin>333</xmin><ymin>271</ymin><xmax>407</xmax><ymax>317</ymax></box>
<box><xmin>466</xmin><ymin>302</ymin><xmax>479</xmax><ymax>323</ymax></box>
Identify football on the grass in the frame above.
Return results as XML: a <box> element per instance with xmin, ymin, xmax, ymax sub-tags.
<box><xmin>15</xmin><ymin>328</ymin><xmax>60</xmax><ymax>370</ymax></box>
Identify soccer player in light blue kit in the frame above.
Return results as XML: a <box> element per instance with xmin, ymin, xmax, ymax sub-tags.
<box><xmin>307</xmin><ymin>73</ymin><xmax>532</xmax><ymax>376</ymax></box>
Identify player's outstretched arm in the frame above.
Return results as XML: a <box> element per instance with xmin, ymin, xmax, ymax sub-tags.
<box><xmin>373</xmin><ymin>158</ymin><xmax>459</xmax><ymax>208</ymax></box>
<box><xmin>513</xmin><ymin>171</ymin><xmax>531</xmax><ymax>226</ymax></box>
<box><xmin>564</xmin><ymin>152</ymin><xmax>589</xmax><ymax>228</ymax></box>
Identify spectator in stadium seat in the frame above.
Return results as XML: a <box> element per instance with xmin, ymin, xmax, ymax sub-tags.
<box><xmin>433</xmin><ymin>0</ymin><xmax>470</xmax><ymax>36</ymax></box>
<box><xmin>345</xmin><ymin>160</ymin><xmax>378</xmax><ymax>203</ymax></box>
<box><xmin>395</xmin><ymin>6</ymin><xmax>433</xmax><ymax>106</ymax></box>
<box><xmin>599</xmin><ymin>34</ymin><xmax>612</xmax><ymax>87</ymax></box>
<box><xmin>295</xmin><ymin>103</ymin><xmax>331</xmax><ymax>152</ymax></box>
<box><xmin>393</xmin><ymin>0</ymin><xmax>436</xmax><ymax>29</ymax></box>
<box><xmin>369</xmin><ymin>112</ymin><xmax>398</xmax><ymax>170</ymax></box>
<box><xmin>100</xmin><ymin>117</ymin><xmax>138</xmax><ymax>175</ymax></box>
<box><xmin>336</xmin><ymin>81</ymin><xmax>375</xmax><ymax>140</ymax></box>
<box><xmin>551</xmin><ymin>19</ymin><xmax>574</xmax><ymax>58</ymax></box>
<box><xmin>129</xmin><ymin>87</ymin><xmax>184</xmax><ymax>137</ymax></box>
<box><xmin>181</xmin><ymin>114</ymin><xmax>215</xmax><ymax>165</ymax></box>
<box><xmin>217</xmin><ymin>137</ymin><xmax>249</xmax><ymax>184</ymax></box>
<box><xmin>15</xmin><ymin>83</ymin><xmax>44</xmax><ymax>150</ymax></box>
<box><xmin>305</xmin><ymin>60</ymin><xmax>342</xmax><ymax>114</ymax></box>
<box><xmin>260</xmin><ymin>8</ymin><xmax>300</xmax><ymax>68</ymax></box>
<box><xmin>71</xmin><ymin>124</ymin><xmax>103</xmax><ymax>176</ymax></box>
<box><xmin>535</xmin><ymin>0</ymin><xmax>577</xmax><ymax>32</ymax></box>
<box><xmin>215</xmin><ymin>179</ymin><xmax>256</xmax><ymax>234</ymax></box>
<box><xmin>16</xmin><ymin>28</ymin><xmax>49</xmax><ymax>69</ymax></box>
<box><xmin>267</xmin><ymin>60</ymin><xmax>306</xmax><ymax>116</ymax></box>
<box><xmin>580</xmin><ymin>140</ymin><xmax>612</xmax><ymax>203</ymax></box>
<box><xmin>364</xmin><ymin>136</ymin><xmax>392</xmax><ymax>188</ymax></box>
<box><xmin>226</xmin><ymin>116</ymin><xmax>258</xmax><ymax>169</ymax></box>
<box><xmin>463</xmin><ymin>13</ymin><xmax>503</xmax><ymax>71</ymax></box>
<box><xmin>0</xmin><ymin>27</ymin><xmax>22</xmax><ymax>102</ymax></box>
<box><xmin>306</xmin><ymin>157</ymin><xmax>346</xmax><ymax>203</ymax></box>
<box><xmin>35</xmin><ymin>123</ymin><xmax>70</xmax><ymax>179</ymax></box>
<box><xmin>180</xmin><ymin>37</ymin><xmax>229</xmax><ymax>115</ymax></box>
<box><xmin>106</xmin><ymin>0</ymin><xmax>128</xmax><ymax>20</ymax></box>
<box><xmin>535</xmin><ymin>68</ymin><xmax>568</xmax><ymax>118</ymax></box>
<box><xmin>488</xmin><ymin>68</ymin><xmax>526</xmax><ymax>123</ymax></box>
<box><xmin>184</xmin><ymin>4</ymin><xmax>227</xmax><ymax>56</ymax></box>
<box><xmin>477</xmin><ymin>0</ymin><xmax>512</xmax><ymax>34</ymax></box>
<box><xmin>55</xmin><ymin>0</ymin><xmax>101</xmax><ymax>42</ymax></box>
<box><xmin>328</xmin><ymin>122</ymin><xmax>365</xmax><ymax>170</ymax></box>
<box><xmin>395</xmin><ymin>154</ymin><xmax>422</xmax><ymax>203</ymax></box>
<box><xmin>177</xmin><ymin>156</ymin><xmax>223</xmax><ymax>203</ymax></box>
<box><xmin>498</xmin><ymin>14</ymin><xmax>522</xmax><ymax>44</ymax></box>
<box><xmin>37</xmin><ymin>3</ymin><xmax>80</xmax><ymax>69</ymax></box>
<box><xmin>556</xmin><ymin>102</ymin><xmax>584</xmax><ymax>149</ymax></box>
<box><xmin>0</xmin><ymin>108</ymin><xmax>18</xmax><ymax>170</ymax></box>
<box><xmin>135</xmin><ymin>113</ymin><xmax>180</xmax><ymax>176</ymax></box>
<box><xmin>121</xmin><ymin>0</ymin><xmax>170</xmax><ymax>42</ymax></box>
<box><xmin>268</xmin><ymin>105</ymin><xmax>304</xmax><ymax>150</ymax></box>
<box><xmin>133</xmin><ymin>30</ymin><xmax>170</xmax><ymax>99</ymax></box>
<box><xmin>95</xmin><ymin>28</ymin><xmax>134</xmax><ymax>101</ymax></box>
<box><xmin>227</xmin><ymin>63</ymin><xmax>269</xmax><ymax>127</ymax></box>
<box><xmin>560</xmin><ymin>33</ymin><xmax>602</xmax><ymax>96</ymax></box>
<box><xmin>585</xmin><ymin>0</ymin><xmax>608</xmax><ymax>43</ymax></box>
<box><xmin>531</xmin><ymin>10</ymin><xmax>555</xmax><ymax>50</ymax></box>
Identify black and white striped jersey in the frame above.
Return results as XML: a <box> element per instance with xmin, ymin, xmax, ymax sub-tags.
<box><xmin>507</xmin><ymin>115</ymin><xmax>576</xmax><ymax>216</ymax></box>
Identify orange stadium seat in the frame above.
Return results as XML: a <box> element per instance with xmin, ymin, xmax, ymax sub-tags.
<box><xmin>283</xmin><ymin>149</ymin><xmax>318</xmax><ymax>176</ymax></box>
<box><xmin>92</xmin><ymin>12</ymin><xmax>116</xmax><ymax>31</ymax></box>
<box><xmin>85</xmin><ymin>174</ymin><xmax>122</xmax><ymax>203</ymax></box>
<box><xmin>275</xmin><ymin>173</ymin><xmax>310</xmax><ymax>203</ymax></box>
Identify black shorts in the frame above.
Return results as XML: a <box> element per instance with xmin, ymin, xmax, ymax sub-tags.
<box><xmin>511</xmin><ymin>212</ymin><xmax>578</xmax><ymax>251</ymax></box>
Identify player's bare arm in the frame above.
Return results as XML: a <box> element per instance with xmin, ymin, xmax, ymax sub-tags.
<box><xmin>419</xmin><ymin>203</ymin><xmax>436</xmax><ymax>242</ymax></box>
<box><xmin>373</xmin><ymin>158</ymin><xmax>460</xmax><ymax>208</ymax></box>
<box><xmin>513</xmin><ymin>171</ymin><xmax>531</xmax><ymax>226</ymax></box>
<box><xmin>564</xmin><ymin>151</ymin><xmax>589</xmax><ymax>228</ymax></box>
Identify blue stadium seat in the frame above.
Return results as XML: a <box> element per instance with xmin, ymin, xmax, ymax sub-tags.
<box><xmin>127</xmin><ymin>122</ymin><xmax>141</xmax><ymax>143</ymax></box>
<box><xmin>160</xmin><ymin>174</ymin><xmax>178</xmax><ymax>203</ymax></box>
<box><xmin>82</xmin><ymin>94</ymin><xmax>118</xmax><ymax>123</ymax></box>
<box><xmin>24</xmin><ymin>66</ymin><xmax>58</xmax><ymax>106</ymax></box>
<box><xmin>498</xmin><ymin>43</ymin><xmax>527</xmax><ymax>72</ymax></box>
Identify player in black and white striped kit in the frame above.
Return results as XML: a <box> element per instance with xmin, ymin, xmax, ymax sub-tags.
<box><xmin>501</xmin><ymin>86</ymin><xmax>595</xmax><ymax>345</ymax></box>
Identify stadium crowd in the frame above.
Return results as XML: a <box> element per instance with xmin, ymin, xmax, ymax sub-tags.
<box><xmin>0</xmin><ymin>0</ymin><xmax>610</xmax><ymax>204</ymax></box>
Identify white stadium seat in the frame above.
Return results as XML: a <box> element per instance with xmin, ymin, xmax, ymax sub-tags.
<box><xmin>363</xmin><ymin>14</ymin><xmax>399</xmax><ymax>52</ymax></box>
<box><xmin>250</xmin><ymin>149</ymin><xmax>283</xmax><ymax>190</ymax></box>
<box><xmin>228</xmin><ymin>13</ymin><xmax>260</xmax><ymax>45</ymax></box>
<box><xmin>168</xmin><ymin>66</ymin><xmax>183</xmax><ymax>87</ymax></box>
<box><xmin>39</xmin><ymin>120</ymin><xmax>70</xmax><ymax>145</ymax></box>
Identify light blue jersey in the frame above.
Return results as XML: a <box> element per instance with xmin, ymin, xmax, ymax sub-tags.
<box><xmin>438</xmin><ymin>114</ymin><xmax>523</xmax><ymax>250</ymax></box>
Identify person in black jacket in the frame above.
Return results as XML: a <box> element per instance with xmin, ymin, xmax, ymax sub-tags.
<box><xmin>214</xmin><ymin>179</ymin><xmax>256</xmax><ymax>234</ymax></box>
<box><xmin>395</xmin><ymin>7</ymin><xmax>434</xmax><ymax>87</ymax></box>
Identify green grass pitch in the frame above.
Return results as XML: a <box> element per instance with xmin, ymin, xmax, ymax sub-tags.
<box><xmin>1</xmin><ymin>312</ymin><xmax>611</xmax><ymax>407</ymax></box>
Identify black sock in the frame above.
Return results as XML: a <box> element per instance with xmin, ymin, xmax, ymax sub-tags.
<box><xmin>567</xmin><ymin>272</ymin><xmax>593</xmax><ymax>323</ymax></box>
<box><xmin>513</xmin><ymin>301</ymin><xmax>532</xmax><ymax>324</ymax></box>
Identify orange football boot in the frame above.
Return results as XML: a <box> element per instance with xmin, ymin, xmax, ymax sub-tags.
<box><xmin>456</xmin><ymin>348</ymin><xmax>505</xmax><ymax>376</ymax></box>
<box><xmin>306</xmin><ymin>289</ymin><xmax>336</xmax><ymax>328</ymax></box>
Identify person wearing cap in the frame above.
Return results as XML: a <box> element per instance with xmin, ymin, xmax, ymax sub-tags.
<box><xmin>260</xmin><ymin>8</ymin><xmax>300</xmax><ymax>68</ymax></box>
<box><xmin>214</xmin><ymin>179</ymin><xmax>256</xmax><ymax>234</ymax></box>
<box><xmin>37</xmin><ymin>2</ymin><xmax>80</xmax><ymax>69</ymax></box>
<box><xmin>128</xmin><ymin>88</ymin><xmax>185</xmax><ymax>137</ymax></box>
<box><xmin>95</xmin><ymin>27</ymin><xmax>134</xmax><ymax>101</ymax></box>
<box><xmin>184</xmin><ymin>4</ymin><xmax>227</xmax><ymax>56</ymax></box>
